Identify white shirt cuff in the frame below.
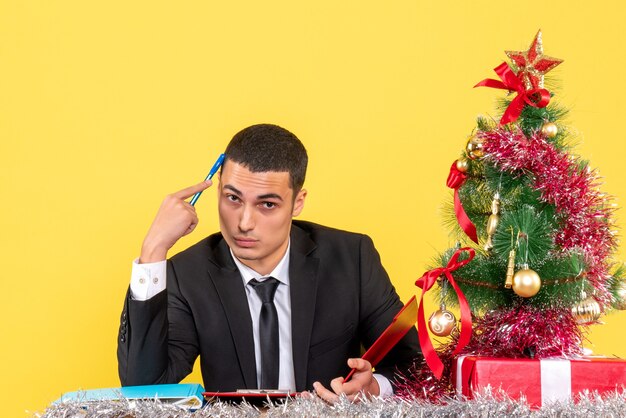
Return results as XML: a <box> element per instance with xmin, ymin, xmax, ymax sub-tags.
<box><xmin>372</xmin><ymin>373</ymin><xmax>393</xmax><ymax>398</ymax></box>
<box><xmin>130</xmin><ymin>258</ymin><xmax>167</xmax><ymax>300</ymax></box>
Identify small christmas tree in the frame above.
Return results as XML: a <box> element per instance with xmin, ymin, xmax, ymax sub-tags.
<box><xmin>399</xmin><ymin>31</ymin><xmax>626</xmax><ymax>401</ymax></box>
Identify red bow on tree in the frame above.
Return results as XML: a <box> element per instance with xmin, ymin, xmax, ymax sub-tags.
<box><xmin>447</xmin><ymin>161</ymin><xmax>478</xmax><ymax>244</ymax></box>
<box><xmin>415</xmin><ymin>247</ymin><xmax>475</xmax><ymax>379</ymax></box>
<box><xmin>475</xmin><ymin>62</ymin><xmax>551</xmax><ymax>125</ymax></box>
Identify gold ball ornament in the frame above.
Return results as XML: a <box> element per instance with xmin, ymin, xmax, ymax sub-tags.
<box><xmin>614</xmin><ymin>281</ymin><xmax>626</xmax><ymax>310</ymax></box>
<box><xmin>428</xmin><ymin>307</ymin><xmax>457</xmax><ymax>337</ymax></box>
<box><xmin>466</xmin><ymin>135</ymin><xmax>485</xmax><ymax>160</ymax></box>
<box><xmin>572</xmin><ymin>296</ymin><xmax>602</xmax><ymax>324</ymax></box>
<box><xmin>512</xmin><ymin>268</ymin><xmax>541</xmax><ymax>298</ymax></box>
<box><xmin>456</xmin><ymin>158</ymin><xmax>469</xmax><ymax>173</ymax></box>
<box><xmin>541</xmin><ymin>122</ymin><xmax>558</xmax><ymax>138</ymax></box>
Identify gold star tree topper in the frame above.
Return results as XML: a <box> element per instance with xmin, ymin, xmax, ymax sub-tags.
<box><xmin>505</xmin><ymin>30</ymin><xmax>563</xmax><ymax>90</ymax></box>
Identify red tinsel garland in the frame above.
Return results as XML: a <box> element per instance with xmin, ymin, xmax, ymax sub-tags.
<box><xmin>480</xmin><ymin>128</ymin><xmax>616</xmax><ymax>307</ymax></box>
<box><xmin>459</xmin><ymin>305</ymin><xmax>585</xmax><ymax>359</ymax></box>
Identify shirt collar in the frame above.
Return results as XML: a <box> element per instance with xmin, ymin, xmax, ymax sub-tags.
<box><xmin>230</xmin><ymin>240</ymin><xmax>291</xmax><ymax>286</ymax></box>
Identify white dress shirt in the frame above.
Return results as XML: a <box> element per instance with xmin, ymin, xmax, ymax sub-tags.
<box><xmin>229</xmin><ymin>244</ymin><xmax>295</xmax><ymax>390</ymax></box>
<box><xmin>129</xmin><ymin>241</ymin><xmax>392</xmax><ymax>396</ymax></box>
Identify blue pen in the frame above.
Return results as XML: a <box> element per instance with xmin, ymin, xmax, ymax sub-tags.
<box><xmin>189</xmin><ymin>153</ymin><xmax>225</xmax><ymax>206</ymax></box>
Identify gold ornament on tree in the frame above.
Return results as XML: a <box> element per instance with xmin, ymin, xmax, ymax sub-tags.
<box><xmin>541</xmin><ymin>122</ymin><xmax>558</xmax><ymax>138</ymax></box>
<box><xmin>505</xmin><ymin>230</ymin><xmax>519</xmax><ymax>288</ymax></box>
<box><xmin>484</xmin><ymin>192</ymin><xmax>501</xmax><ymax>252</ymax></box>
<box><xmin>572</xmin><ymin>292</ymin><xmax>601</xmax><ymax>324</ymax></box>
<box><xmin>512</xmin><ymin>264</ymin><xmax>542</xmax><ymax>297</ymax></box>
<box><xmin>510</xmin><ymin>233</ymin><xmax>541</xmax><ymax>297</ymax></box>
<box><xmin>466</xmin><ymin>134</ymin><xmax>485</xmax><ymax>160</ymax></box>
<box><xmin>456</xmin><ymin>157</ymin><xmax>469</xmax><ymax>173</ymax></box>
<box><xmin>505</xmin><ymin>247</ymin><xmax>516</xmax><ymax>288</ymax></box>
<box><xmin>428</xmin><ymin>303</ymin><xmax>457</xmax><ymax>337</ymax></box>
<box><xmin>428</xmin><ymin>279</ymin><xmax>457</xmax><ymax>337</ymax></box>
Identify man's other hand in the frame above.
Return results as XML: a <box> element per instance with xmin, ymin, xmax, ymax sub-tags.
<box><xmin>312</xmin><ymin>358</ymin><xmax>380</xmax><ymax>403</ymax></box>
<box><xmin>140</xmin><ymin>181</ymin><xmax>212</xmax><ymax>263</ymax></box>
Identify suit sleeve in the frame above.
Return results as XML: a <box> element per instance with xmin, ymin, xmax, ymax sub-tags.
<box><xmin>117</xmin><ymin>261</ymin><xmax>199</xmax><ymax>386</ymax></box>
<box><xmin>357</xmin><ymin>235</ymin><xmax>421</xmax><ymax>386</ymax></box>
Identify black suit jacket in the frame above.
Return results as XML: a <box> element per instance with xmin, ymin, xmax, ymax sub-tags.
<box><xmin>118</xmin><ymin>220</ymin><xmax>420</xmax><ymax>391</ymax></box>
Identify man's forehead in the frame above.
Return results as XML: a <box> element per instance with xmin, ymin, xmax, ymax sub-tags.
<box><xmin>220</xmin><ymin>161</ymin><xmax>292</xmax><ymax>195</ymax></box>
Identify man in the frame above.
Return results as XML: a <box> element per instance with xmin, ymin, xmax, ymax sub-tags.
<box><xmin>117</xmin><ymin>124</ymin><xmax>420</xmax><ymax>402</ymax></box>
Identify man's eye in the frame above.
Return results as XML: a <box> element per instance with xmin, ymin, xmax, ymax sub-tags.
<box><xmin>226</xmin><ymin>195</ymin><xmax>239</xmax><ymax>202</ymax></box>
<box><xmin>261</xmin><ymin>202</ymin><xmax>276</xmax><ymax>209</ymax></box>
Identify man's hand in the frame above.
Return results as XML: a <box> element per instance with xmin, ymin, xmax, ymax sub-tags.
<box><xmin>140</xmin><ymin>181</ymin><xmax>212</xmax><ymax>263</ymax></box>
<box><xmin>312</xmin><ymin>358</ymin><xmax>380</xmax><ymax>403</ymax></box>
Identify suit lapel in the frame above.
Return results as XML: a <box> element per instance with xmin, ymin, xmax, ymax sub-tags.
<box><xmin>207</xmin><ymin>239</ymin><xmax>258</xmax><ymax>389</ymax></box>
<box><xmin>289</xmin><ymin>225</ymin><xmax>319</xmax><ymax>391</ymax></box>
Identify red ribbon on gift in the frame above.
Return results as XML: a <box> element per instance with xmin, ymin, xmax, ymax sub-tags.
<box><xmin>415</xmin><ymin>247</ymin><xmax>475</xmax><ymax>379</ymax></box>
<box><xmin>447</xmin><ymin>161</ymin><xmax>478</xmax><ymax>244</ymax></box>
<box><xmin>474</xmin><ymin>62</ymin><xmax>551</xmax><ymax>125</ymax></box>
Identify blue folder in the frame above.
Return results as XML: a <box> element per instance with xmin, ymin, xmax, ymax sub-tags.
<box><xmin>57</xmin><ymin>383</ymin><xmax>205</xmax><ymax>410</ymax></box>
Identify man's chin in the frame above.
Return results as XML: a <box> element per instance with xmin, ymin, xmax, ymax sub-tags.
<box><xmin>231</xmin><ymin>248</ymin><xmax>258</xmax><ymax>261</ymax></box>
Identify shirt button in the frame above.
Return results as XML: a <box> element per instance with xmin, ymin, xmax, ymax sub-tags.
<box><xmin>153</xmin><ymin>277</ymin><xmax>159</xmax><ymax>284</ymax></box>
<box><xmin>139</xmin><ymin>278</ymin><xmax>146</xmax><ymax>285</ymax></box>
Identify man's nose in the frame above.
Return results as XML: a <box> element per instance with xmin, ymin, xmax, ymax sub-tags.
<box><xmin>238</xmin><ymin>205</ymin><xmax>255</xmax><ymax>232</ymax></box>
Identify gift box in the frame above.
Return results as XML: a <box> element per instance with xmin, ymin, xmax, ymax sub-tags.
<box><xmin>454</xmin><ymin>356</ymin><xmax>626</xmax><ymax>408</ymax></box>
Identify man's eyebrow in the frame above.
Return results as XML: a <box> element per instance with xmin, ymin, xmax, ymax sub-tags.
<box><xmin>258</xmin><ymin>193</ymin><xmax>283</xmax><ymax>201</ymax></box>
<box><xmin>223</xmin><ymin>185</ymin><xmax>242</xmax><ymax>196</ymax></box>
<box><xmin>223</xmin><ymin>185</ymin><xmax>283</xmax><ymax>201</ymax></box>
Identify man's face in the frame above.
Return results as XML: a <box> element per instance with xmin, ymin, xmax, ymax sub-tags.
<box><xmin>217</xmin><ymin>160</ymin><xmax>306</xmax><ymax>275</ymax></box>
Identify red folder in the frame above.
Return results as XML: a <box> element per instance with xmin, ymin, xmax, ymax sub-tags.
<box><xmin>344</xmin><ymin>295</ymin><xmax>417</xmax><ymax>381</ymax></box>
<box><xmin>203</xmin><ymin>390</ymin><xmax>296</xmax><ymax>405</ymax></box>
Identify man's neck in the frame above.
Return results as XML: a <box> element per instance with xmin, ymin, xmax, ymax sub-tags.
<box><xmin>231</xmin><ymin>241</ymin><xmax>291</xmax><ymax>277</ymax></box>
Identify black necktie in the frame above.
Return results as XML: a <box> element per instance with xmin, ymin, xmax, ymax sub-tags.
<box><xmin>248</xmin><ymin>277</ymin><xmax>280</xmax><ymax>389</ymax></box>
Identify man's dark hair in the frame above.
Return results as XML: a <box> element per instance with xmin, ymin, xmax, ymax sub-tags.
<box><xmin>224</xmin><ymin>124</ymin><xmax>308</xmax><ymax>191</ymax></box>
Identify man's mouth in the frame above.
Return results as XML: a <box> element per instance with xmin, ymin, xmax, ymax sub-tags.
<box><xmin>234</xmin><ymin>237</ymin><xmax>258</xmax><ymax>248</ymax></box>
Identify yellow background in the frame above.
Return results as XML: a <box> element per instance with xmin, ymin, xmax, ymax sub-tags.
<box><xmin>2</xmin><ymin>1</ymin><xmax>626</xmax><ymax>415</ymax></box>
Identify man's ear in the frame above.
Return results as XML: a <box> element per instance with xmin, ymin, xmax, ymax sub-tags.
<box><xmin>292</xmin><ymin>189</ymin><xmax>307</xmax><ymax>217</ymax></box>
